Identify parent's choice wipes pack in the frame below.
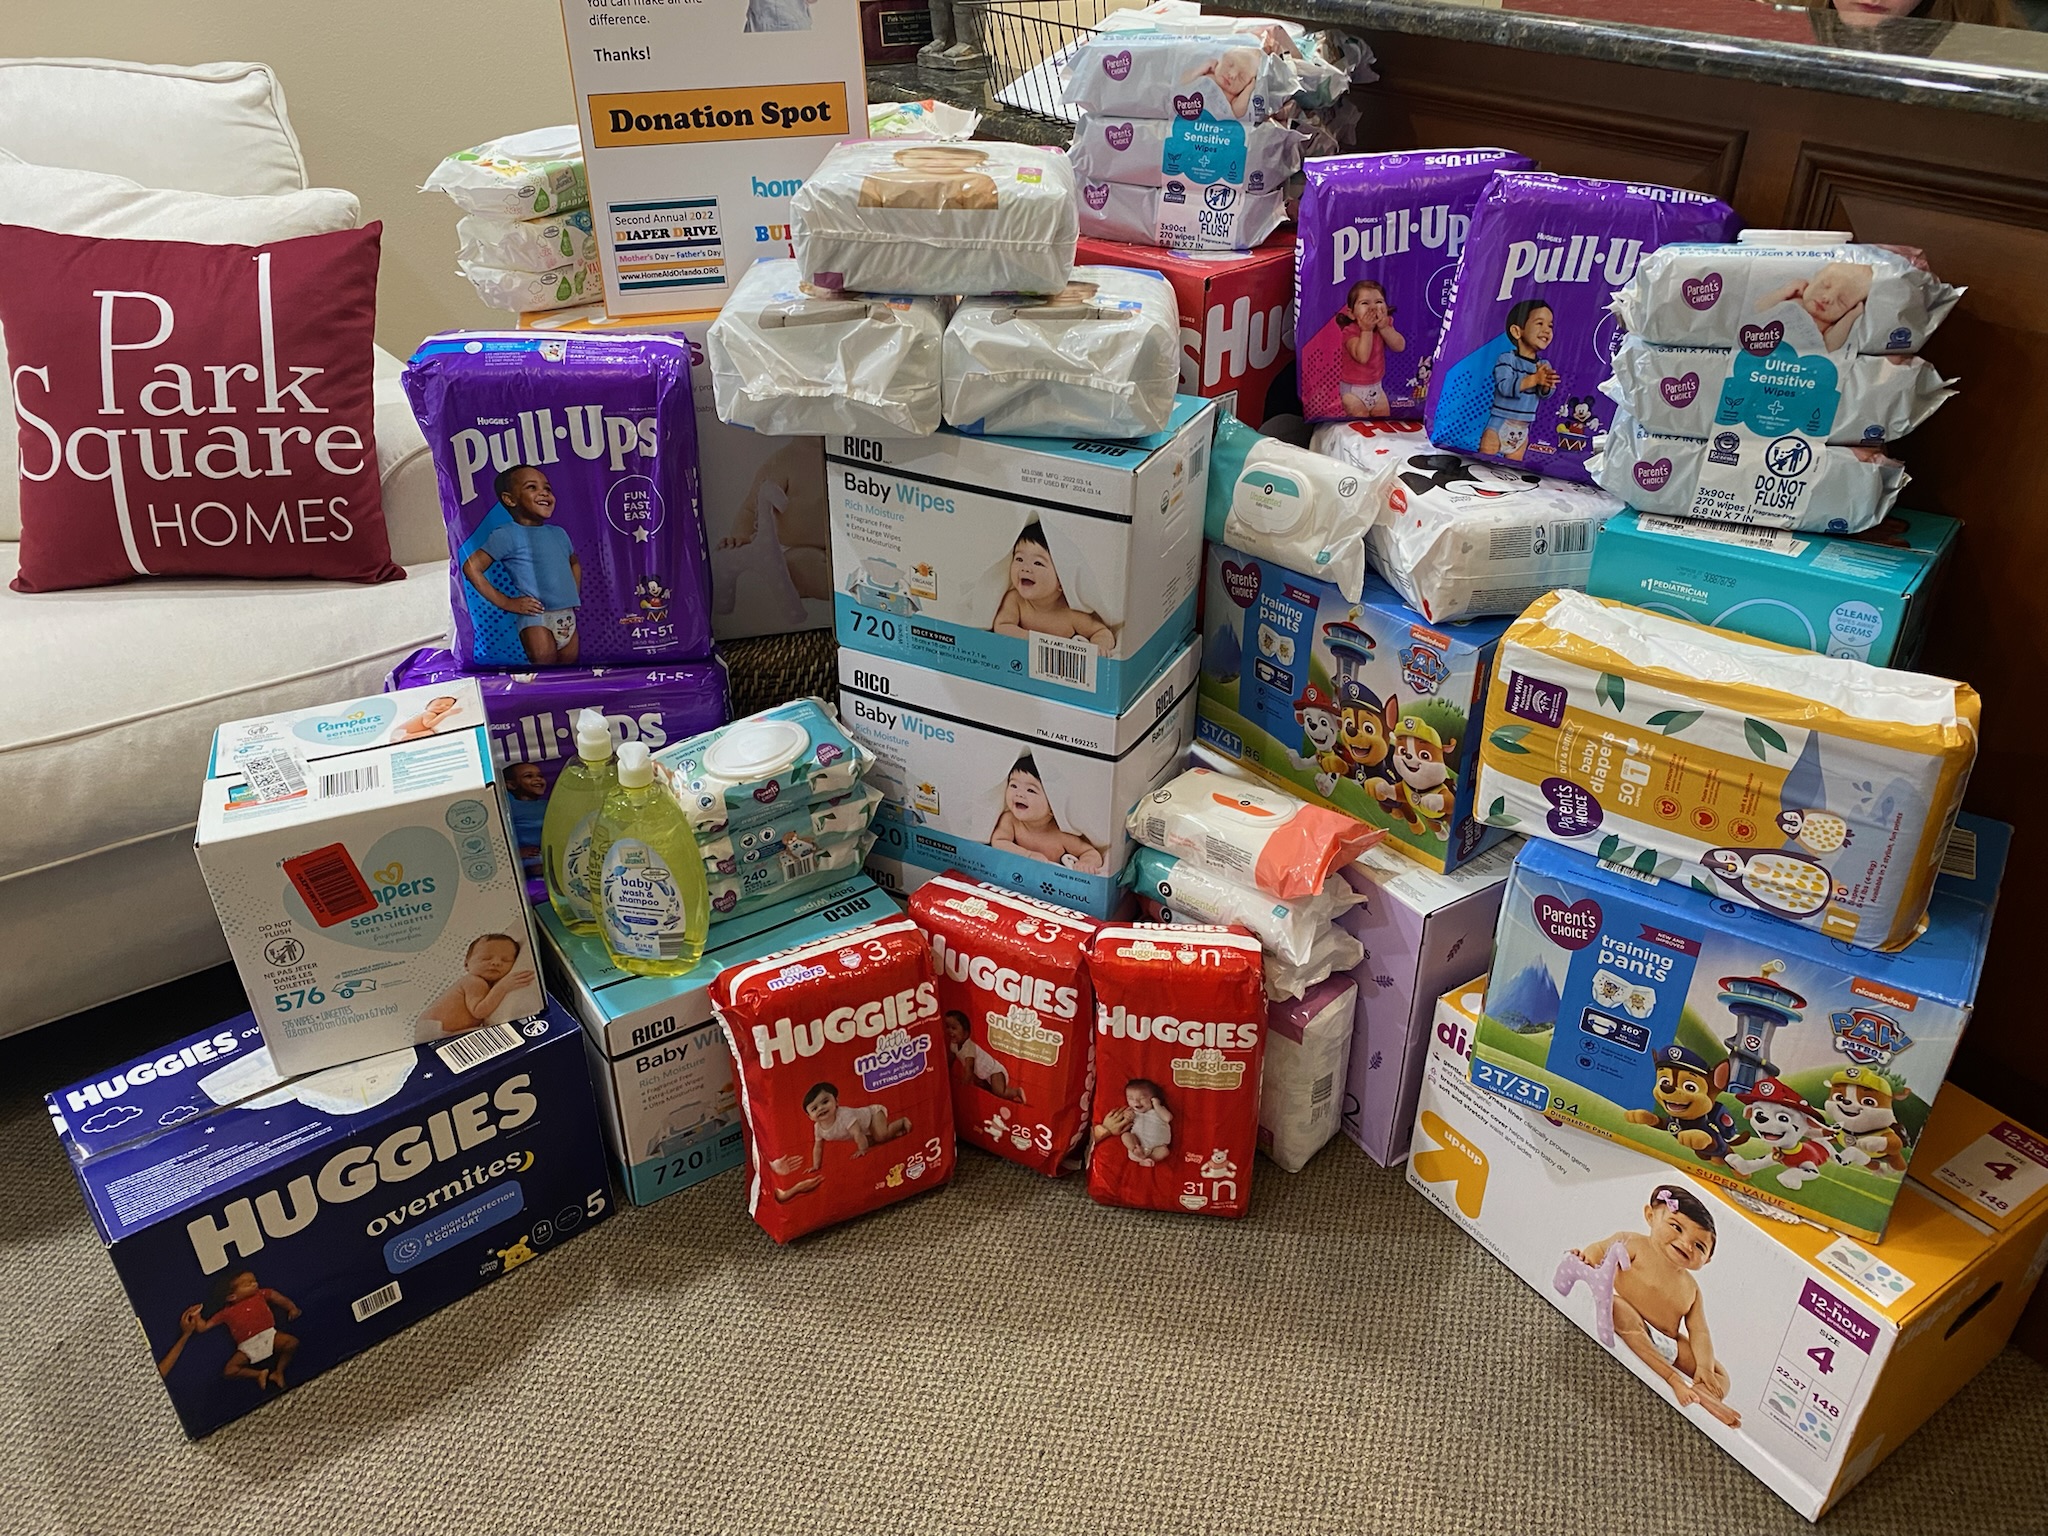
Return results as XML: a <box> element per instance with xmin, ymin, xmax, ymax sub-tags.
<box><xmin>941</xmin><ymin>267</ymin><xmax>1181</xmax><ymax>439</ymax></box>
<box><xmin>1062</xmin><ymin>33</ymin><xmax>1303</xmax><ymax>125</ymax></box>
<box><xmin>195</xmin><ymin>680</ymin><xmax>544</xmax><ymax>1078</ymax></box>
<box><xmin>1076</xmin><ymin>178</ymin><xmax>1288</xmax><ymax>254</ymax></box>
<box><xmin>1590</xmin><ymin>412</ymin><xmax>1905</xmax><ymax>534</ymax></box>
<box><xmin>1069</xmin><ymin>113</ymin><xmax>1304</xmax><ymax>195</ymax></box>
<box><xmin>707</xmin><ymin>259</ymin><xmax>946</xmax><ymax>438</ymax></box>
<box><xmin>792</xmin><ymin>141</ymin><xmax>1077</xmax><ymax>298</ymax></box>
<box><xmin>1424</xmin><ymin>174</ymin><xmax>1742</xmax><ymax>483</ymax></box>
<box><xmin>1476</xmin><ymin>590</ymin><xmax>1979</xmax><ymax>952</ymax></box>
<box><xmin>1222</xmin><ymin>436</ymin><xmax>1393</xmax><ymax>603</ymax></box>
<box><xmin>404</xmin><ymin>334</ymin><xmax>712</xmax><ymax>669</ymax></box>
<box><xmin>1295</xmin><ymin>149</ymin><xmax>1534</xmax><ymax>424</ymax></box>
<box><xmin>1602</xmin><ymin>337</ymin><xmax>1953</xmax><ymax>446</ymax></box>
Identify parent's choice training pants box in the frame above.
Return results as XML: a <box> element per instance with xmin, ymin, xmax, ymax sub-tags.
<box><xmin>829</xmin><ymin>396</ymin><xmax>1216</xmax><ymax>716</ymax></box>
<box><xmin>50</xmin><ymin>1004</ymin><xmax>611</xmax><ymax>1438</ymax></box>
<box><xmin>537</xmin><ymin>874</ymin><xmax>898</xmax><ymax>1205</ymax></box>
<box><xmin>559</xmin><ymin>0</ymin><xmax>867</xmax><ymax>314</ymax></box>
<box><xmin>196</xmin><ymin>680</ymin><xmax>545</xmax><ymax>1078</ymax></box>
<box><xmin>1411</xmin><ymin>981</ymin><xmax>2048</xmax><ymax>1522</ymax></box>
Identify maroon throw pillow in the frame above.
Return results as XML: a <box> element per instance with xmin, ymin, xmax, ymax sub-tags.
<box><xmin>2</xmin><ymin>221</ymin><xmax>402</xmax><ymax>592</ymax></box>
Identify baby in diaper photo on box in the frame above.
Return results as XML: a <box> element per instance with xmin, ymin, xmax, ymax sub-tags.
<box><xmin>1317</xmin><ymin>279</ymin><xmax>1407</xmax><ymax>419</ymax></box>
<box><xmin>990</xmin><ymin>755</ymin><xmax>1106</xmax><ymax>872</ymax></box>
<box><xmin>419</xmin><ymin>932</ymin><xmax>538</xmax><ymax>1037</ymax></box>
<box><xmin>992</xmin><ymin>522</ymin><xmax>1117</xmax><ymax>652</ymax></box>
<box><xmin>462</xmin><ymin>464</ymin><xmax>585</xmax><ymax>665</ymax></box>
<box><xmin>1476</xmin><ymin>299</ymin><xmax>1560</xmax><ymax>462</ymax></box>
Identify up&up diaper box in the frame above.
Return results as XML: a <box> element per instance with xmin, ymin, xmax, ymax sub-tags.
<box><xmin>829</xmin><ymin>395</ymin><xmax>1215</xmax><ymax>716</ymax></box>
<box><xmin>839</xmin><ymin>640</ymin><xmax>1199</xmax><ymax>915</ymax></box>
<box><xmin>537</xmin><ymin>873</ymin><xmax>898</xmax><ymax>1205</ymax></box>
<box><xmin>1412</xmin><ymin>980</ymin><xmax>2048</xmax><ymax>1521</ymax></box>
<box><xmin>1337</xmin><ymin>835</ymin><xmax>1517</xmax><ymax>1164</ymax></box>
<box><xmin>50</xmin><ymin>1004</ymin><xmax>611</xmax><ymax>1437</ymax></box>
<box><xmin>522</xmin><ymin>302</ymin><xmax>831</xmax><ymax>641</ymax></box>
<box><xmin>1586</xmin><ymin>508</ymin><xmax>1959</xmax><ymax>668</ymax></box>
<box><xmin>1468</xmin><ymin>815</ymin><xmax>2008</xmax><ymax>1242</ymax></box>
<box><xmin>1196</xmin><ymin>545</ymin><xmax>1514</xmax><ymax>874</ymax></box>
<box><xmin>195</xmin><ymin>680</ymin><xmax>545</xmax><ymax>1078</ymax></box>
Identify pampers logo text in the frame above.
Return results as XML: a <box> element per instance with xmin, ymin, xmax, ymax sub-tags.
<box><xmin>451</xmin><ymin>405</ymin><xmax>657</xmax><ymax>505</ymax></box>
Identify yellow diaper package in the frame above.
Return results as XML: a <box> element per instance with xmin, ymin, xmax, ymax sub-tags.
<box><xmin>1476</xmin><ymin>591</ymin><xmax>1977</xmax><ymax>952</ymax></box>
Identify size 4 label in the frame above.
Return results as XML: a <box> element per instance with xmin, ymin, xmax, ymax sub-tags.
<box><xmin>1928</xmin><ymin>1122</ymin><xmax>2048</xmax><ymax>1222</ymax></box>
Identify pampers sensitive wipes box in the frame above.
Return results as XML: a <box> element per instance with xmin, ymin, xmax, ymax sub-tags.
<box><xmin>828</xmin><ymin>396</ymin><xmax>1214</xmax><ymax>716</ymax></box>
<box><xmin>838</xmin><ymin>640</ymin><xmax>1199</xmax><ymax>916</ymax></box>
<box><xmin>195</xmin><ymin>680</ymin><xmax>545</xmax><ymax>1078</ymax></box>
<box><xmin>1411</xmin><ymin>980</ymin><xmax>2048</xmax><ymax>1521</ymax></box>
<box><xmin>536</xmin><ymin>873</ymin><xmax>897</xmax><ymax>1205</ymax></box>
<box><xmin>50</xmin><ymin>1003</ymin><xmax>612</xmax><ymax>1438</ymax></box>
<box><xmin>1468</xmin><ymin>816</ymin><xmax>2008</xmax><ymax>1241</ymax></box>
<box><xmin>1196</xmin><ymin>545</ymin><xmax>1514</xmax><ymax>874</ymax></box>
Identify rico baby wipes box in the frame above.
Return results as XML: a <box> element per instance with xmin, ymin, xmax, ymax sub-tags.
<box><xmin>838</xmin><ymin>640</ymin><xmax>1199</xmax><ymax>916</ymax></box>
<box><xmin>50</xmin><ymin>1004</ymin><xmax>611</xmax><ymax>1438</ymax></box>
<box><xmin>1411</xmin><ymin>981</ymin><xmax>2048</xmax><ymax>1521</ymax></box>
<box><xmin>536</xmin><ymin>873</ymin><xmax>897</xmax><ymax>1205</ymax></box>
<box><xmin>196</xmin><ymin>680</ymin><xmax>545</xmax><ymax>1078</ymax></box>
<box><xmin>1195</xmin><ymin>545</ymin><xmax>1514</xmax><ymax>874</ymax></box>
<box><xmin>828</xmin><ymin>396</ymin><xmax>1214</xmax><ymax>716</ymax></box>
<box><xmin>1468</xmin><ymin>816</ymin><xmax>2008</xmax><ymax>1242</ymax></box>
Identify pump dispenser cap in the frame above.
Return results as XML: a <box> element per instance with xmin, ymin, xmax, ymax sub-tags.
<box><xmin>575</xmin><ymin>709</ymin><xmax>614</xmax><ymax>762</ymax></box>
<box><xmin>615</xmin><ymin>740</ymin><xmax>655</xmax><ymax>788</ymax></box>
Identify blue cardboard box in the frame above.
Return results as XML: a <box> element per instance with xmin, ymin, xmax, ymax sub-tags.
<box><xmin>1195</xmin><ymin>544</ymin><xmax>1514</xmax><ymax>873</ymax></box>
<box><xmin>50</xmin><ymin>1004</ymin><xmax>611</xmax><ymax>1437</ymax></box>
<box><xmin>1586</xmin><ymin>508</ymin><xmax>1959</xmax><ymax>667</ymax></box>
<box><xmin>536</xmin><ymin>874</ymin><xmax>902</xmax><ymax>1205</ymax></box>
<box><xmin>1469</xmin><ymin>812</ymin><xmax>2009</xmax><ymax>1241</ymax></box>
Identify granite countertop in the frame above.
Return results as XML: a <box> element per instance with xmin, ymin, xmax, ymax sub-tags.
<box><xmin>1240</xmin><ymin>0</ymin><xmax>2048</xmax><ymax>121</ymax></box>
<box><xmin>867</xmin><ymin>60</ymin><xmax>1077</xmax><ymax>145</ymax></box>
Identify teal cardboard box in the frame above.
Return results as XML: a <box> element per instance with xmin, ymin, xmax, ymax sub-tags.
<box><xmin>536</xmin><ymin>875</ymin><xmax>899</xmax><ymax>1206</ymax></box>
<box><xmin>1586</xmin><ymin>508</ymin><xmax>1958</xmax><ymax>667</ymax></box>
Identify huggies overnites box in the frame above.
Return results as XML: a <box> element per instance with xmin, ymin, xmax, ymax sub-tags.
<box><xmin>49</xmin><ymin>1005</ymin><xmax>611</xmax><ymax>1438</ymax></box>
<box><xmin>195</xmin><ymin>680</ymin><xmax>544</xmax><ymax>1077</ymax></box>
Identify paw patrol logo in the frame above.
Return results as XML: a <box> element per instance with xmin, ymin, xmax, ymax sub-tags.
<box><xmin>1830</xmin><ymin>1008</ymin><xmax>1912</xmax><ymax>1066</ymax></box>
<box><xmin>1398</xmin><ymin>643</ymin><xmax>1450</xmax><ymax>695</ymax></box>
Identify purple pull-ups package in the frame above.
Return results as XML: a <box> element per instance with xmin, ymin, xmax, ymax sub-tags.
<box><xmin>404</xmin><ymin>333</ymin><xmax>712</xmax><ymax>669</ymax></box>
<box><xmin>1295</xmin><ymin>149</ymin><xmax>1533</xmax><ymax>424</ymax></box>
<box><xmin>1423</xmin><ymin>174</ymin><xmax>1741</xmax><ymax>483</ymax></box>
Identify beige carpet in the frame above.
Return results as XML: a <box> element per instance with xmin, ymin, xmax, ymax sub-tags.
<box><xmin>4</xmin><ymin>970</ymin><xmax>2044</xmax><ymax>1536</ymax></box>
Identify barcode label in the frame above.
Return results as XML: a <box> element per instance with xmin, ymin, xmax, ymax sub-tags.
<box><xmin>352</xmin><ymin>1281</ymin><xmax>403</xmax><ymax>1322</ymax></box>
<box><xmin>436</xmin><ymin>1022</ymin><xmax>524</xmax><ymax>1073</ymax></box>
<box><xmin>1029</xmin><ymin>634</ymin><xmax>1097</xmax><ymax>692</ymax></box>
<box><xmin>282</xmin><ymin>843</ymin><xmax>379</xmax><ymax>927</ymax></box>
<box><xmin>1940</xmin><ymin>825</ymin><xmax>1978</xmax><ymax>880</ymax></box>
<box><xmin>241</xmin><ymin>748</ymin><xmax>306</xmax><ymax>805</ymax></box>
<box><xmin>1550</xmin><ymin>520</ymin><xmax>1592</xmax><ymax>554</ymax></box>
<box><xmin>319</xmin><ymin>764</ymin><xmax>383</xmax><ymax>799</ymax></box>
<box><xmin>781</xmin><ymin>842</ymin><xmax>819</xmax><ymax>879</ymax></box>
<box><xmin>1310</xmin><ymin>1072</ymin><xmax>1334</xmax><ymax>1108</ymax></box>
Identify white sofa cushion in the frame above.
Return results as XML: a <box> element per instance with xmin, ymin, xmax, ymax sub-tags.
<box><xmin>0</xmin><ymin>158</ymin><xmax>363</xmax><ymax>541</ymax></box>
<box><xmin>373</xmin><ymin>351</ymin><xmax>448</xmax><ymax>567</ymax></box>
<box><xmin>0</xmin><ymin>58</ymin><xmax>307</xmax><ymax>197</ymax></box>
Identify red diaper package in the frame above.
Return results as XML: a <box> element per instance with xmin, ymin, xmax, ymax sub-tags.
<box><xmin>1086</xmin><ymin>923</ymin><xmax>1269</xmax><ymax>1217</ymax></box>
<box><xmin>909</xmin><ymin>873</ymin><xmax>1101</xmax><ymax>1177</ymax></box>
<box><xmin>712</xmin><ymin>916</ymin><xmax>956</xmax><ymax>1243</ymax></box>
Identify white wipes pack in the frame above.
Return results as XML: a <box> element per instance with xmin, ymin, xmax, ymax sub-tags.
<box><xmin>1131</xmin><ymin>846</ymin><xmax>1360</xmax><ymax>967</ymax></box>
<box><xmin>1603</xmin><ymin>336</ymin><xmax>1954</xmax><ymax>446</ymax></box>
<box><xmin>1129</xmin><ymin>766</ymin><xmax>1381</xmax><ymax>901</ymax></box>
<box><xmin>1223</xmin><ymin>437</ymin><xmax>1389</xmax><ymax>602</ymax></box>
<box><xmin>1614</xmin><ymin>233</ymin><xmax>1963</xmax><ymax>356</ymax></box>
<box><xmin>791</xmin><ymin>140</ymin><xmax>1078</xmax><ymax>297</ymax></box>
<box><xmin>1312</xmin><ymin>420</ymin><xmax>1616</xmax><ymax>624</ymax></box>
<box><xmin>458</xmin><ymin>251</ymin><xmax>601</xmax><ymax>312</ymax></box>
<box><xmin>1076</xmin><ymin>176</ymin><xmax>1288</xmax><ymax>253</ymax></box>
<box><xmin>456</xmin><ymin>208</ymin><xmax>597</xmax><ymax>273</ymax></box>
<box><xmin>1062</xmin><ymin>32</ymin><xmax>1303</xmax><ymax>125</ymax></box>
<box><xmin>652</xmin><ymin>698</ymin><xmax>875</xmax><ymax>837</ymax></box>
<box><xmin>1263</xmin><ymin>922</ymin><xmax>1364</xmax><ymax>1002</ymax></box>
<box><xmin>1590</xmin><ymin>410</ymin><xmax>1906</xmax><ymax>533</ymax></box>
<box><xmin>1068</xmin><ymin>112</ymin><xmax>1305</xmax><ymax>193</ymax></box>
<box><xmin>940</xmin><ymin>266</ymin><xmax>1181</xmax><ymax>440</ymax></box>
<box><xmin>706</xmin><ymin>258</ymin><xmax>946</xmax><ymax>438</ymax></box>
<box><xmin>1259</xmin><ymin>976</ymin><xmax>1357</xmax><ymax>1172</ymax></box>
<box><xmin>423</xmin><ymin>125</ymin><xmax>588</xmax><ymax>218</ymax></box>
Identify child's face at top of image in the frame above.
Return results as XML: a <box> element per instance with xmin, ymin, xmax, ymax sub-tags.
<box><xmin>226</xmin><ymin>1273</ymin><xmax>259</xmax><ymax>1303</ymax></box>
<box><xmin>1125</xmin><ymin>1083</ymin><xmax>1157</xmax><ymax>1113</ymax></box>
<box><xmin>499</xmin><ymin>467</ymin><xmax>556</xmax><ymax>523</ymax></box>
<box><xmin>1009</xmin><ymin>541</ymin><xmax>1061</xmax><ymax>603</ymax></box>
<box><xmin>1512</xmin><ymin>308</ymin><xmax>1554</xmax><ymax>355</ymax></box>
<box><xmin>895</xmin><ymin>146</ymin><xmax>986</xmax><ymax>174</ymax></box>
<box><xmin>1214</xmin><ymin>47</ymin><xmax>1258</xmax><ymax>93</ymax></box>
<box><xmin>1349</xmin><ymin>289</ymin><xmax>1387</xmax><ymax>327</ymax></box>
<box><xmin>1802</xmin><ymin>262</ymin><xmax>1873</xmax><ymax>324</ymax></box>
<box><xmin>945</xmin><ymin>1015</ymin><xmax>969</xmax><ymax>1045</ymax></box>
<box><xmin>1647</xmin><ymin>1204</ymin><xmax>1715</xmax><ymax>1271</ymax></box>
<box><xmin>507</xmin><ymin>762</ymin><xmax>547</xmax><ymax>800</ymax></box>
<box><xmin>469</xmin><ymin>938</ymin><xmax>520</xmax><ymax>982</ymax></box>
<box><xmin>1005</xmin><ymin>769</ymin><xmax>1050</xmax><ymax>822</ymax></box>
<box><xmin>805</xmin><ymin>1090</ymin><xmax>839</xmax><ymax>1124</ymax></box>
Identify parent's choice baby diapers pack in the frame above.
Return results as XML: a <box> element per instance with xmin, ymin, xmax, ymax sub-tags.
<box><xmin>195</xmin><ymin>680</ymin><xmax>544</xmax><ymax>1078</ymax></box>
<box><xmin>1476</xmin><ymin>591</ymin><xmax>1979</xmax><ymax>952</ymax></box>
<box><xmin>1062</xmin><ymin>32</ymin><xmax>1303</xmax><ymax>126</ymax></box>
<box><xmin>404</xmin><ymin>333</ymin><xmax>712</xmax><ymax>670</ymax></box>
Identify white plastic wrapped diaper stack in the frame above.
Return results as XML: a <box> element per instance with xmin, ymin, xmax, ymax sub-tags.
<box><xmin>424</xmin><ymin>127</ymin><xmax>598</xmax><ymax>313</ymax></box>
<box><xmin>1591</xmin><ymin>230</ymin><xmax>1963</xmax><ymax>533</ymax></box>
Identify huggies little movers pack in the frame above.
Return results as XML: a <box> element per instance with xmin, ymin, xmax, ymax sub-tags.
<box><xmin>196</xmin><ymin>680</ymin><xmax>545</xmax><ymax>1078</ymax></box>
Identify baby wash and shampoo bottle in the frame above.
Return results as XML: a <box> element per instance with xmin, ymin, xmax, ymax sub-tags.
<box><xmin>541</xmin><ymin>710</ymin><xmax>617</xmax><ymax>933</ymax></box>
<box><xmin>593</xmin><ymin>741</ymin><xmax>709</xmax><ymax>976</ymax></box>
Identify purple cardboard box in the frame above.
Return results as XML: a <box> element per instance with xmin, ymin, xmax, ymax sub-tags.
<box><xmin>1295</xmin><ymin>149</ymin><xmax>1533</xmax><ymax>424</ymax></box>
<box><xmin>1423</xmin><ymin>173</ymin><xmax>1740</xmax><ymax>482</ymax></box>
<box><xmin>1338</xmin><ymin>835</ymin><xmax>1518</xmax><ymax>1163</ymax></box>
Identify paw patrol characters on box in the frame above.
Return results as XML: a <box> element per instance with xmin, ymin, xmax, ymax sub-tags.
<box><xmin>1476</xmin><ymin>590</ymin><xmax>1979</xmax><ymax>951</ymax></box>
<box><xmin>1468</xmin><ymin>814</ymin><xmax>2009</xmax><ymax>1240</ymax></box>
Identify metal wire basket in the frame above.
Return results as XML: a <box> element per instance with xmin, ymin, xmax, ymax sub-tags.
<box><xmin>956</xmin><ymin>0</ymin><xmax>1123</xmax><ymax>124</ymax></box>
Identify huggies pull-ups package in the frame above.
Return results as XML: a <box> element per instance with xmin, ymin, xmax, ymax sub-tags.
<box><xmin>713</xmin><ymin>916</ymin><xmax>954</xmax><ymax>1242</ymax></box>
<box><xmin>1087</xmin><ymin>923</ymin><xmax>1268</xmax><ymax>1217</ymax></box>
